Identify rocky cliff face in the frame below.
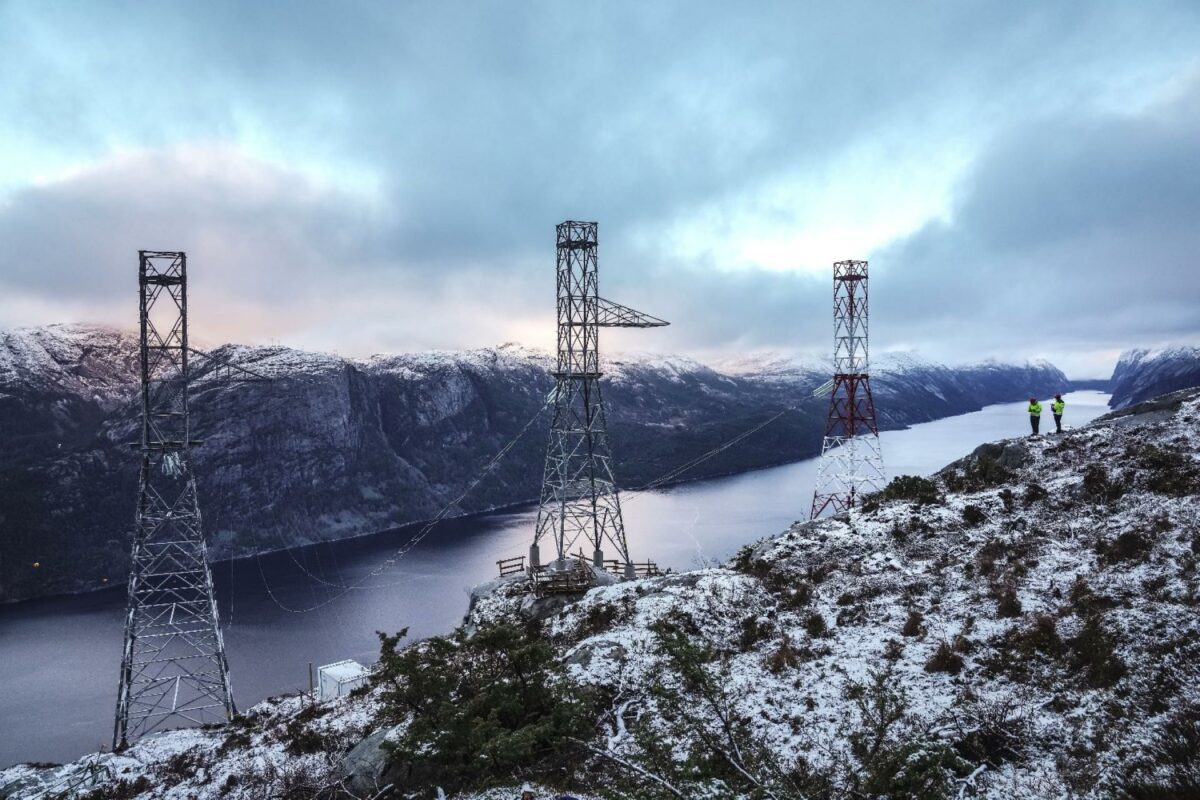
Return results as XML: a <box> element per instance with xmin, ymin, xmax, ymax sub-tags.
<box><xmin>0</xmin><ymin>324</ymin><xmax>1069</xmax><ymax>603</ymax></box>
<box><xmin>1108</xmin><ymin>345</ymin><xmax>1200</xmax><ymax>409</ymax></box>
<box><xmin>5</xmin><ymin>389</ymin><xmax>1196</xmax><ymax>800</ymax></box>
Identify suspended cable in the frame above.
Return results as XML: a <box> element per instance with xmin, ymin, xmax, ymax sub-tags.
<box><xmin>256</xmin><ymin>399</ymin><xmax>551</xmax><ymax>613</ymax></box>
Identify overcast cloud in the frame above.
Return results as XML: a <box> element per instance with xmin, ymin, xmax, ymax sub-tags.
<box><xmin>1</xmin><ymin>1</ymin><xmax>1198</xmax><ymax>376</ymax></box>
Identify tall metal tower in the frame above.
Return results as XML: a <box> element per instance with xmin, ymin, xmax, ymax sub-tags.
<box><xmin>810</xmin><ymin>259</ymin><xmax>885</xmax><ymax>519</ymax></box>
<box><xmin>114</xmin><ymin>251</ymin><xmax>235</xmax><ymax>749</ymax></box>
<box><xmin>529</xmin><ymin>221</ymin><xmax>667</xmax><ymax>579</ymax></box>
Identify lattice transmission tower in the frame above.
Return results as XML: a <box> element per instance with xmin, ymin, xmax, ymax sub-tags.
<box><xmin>114</xmin><ymin>251</ymin><xmax>235</xmax><ymax>749</ymax></box>
<box><xmin>810</xmin><ymin>259</ymin><xmax>885</xmax><ymax>519</ymax></box>
<box><xmin>529</xmin><ymin>221</ymin><xmax>667</xmax><ymax>579</ymax></box>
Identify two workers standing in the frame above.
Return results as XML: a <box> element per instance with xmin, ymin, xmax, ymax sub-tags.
<box><xmin>1028</xmin><ymin>393</ymin><xmax>1065</xmax><ymax>435</ymax></box>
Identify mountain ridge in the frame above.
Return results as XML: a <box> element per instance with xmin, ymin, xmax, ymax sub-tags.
<box><xmin>0</xmin><ymin>323</ymin><xmax>1071</xmax><ymax>603</ymax></box>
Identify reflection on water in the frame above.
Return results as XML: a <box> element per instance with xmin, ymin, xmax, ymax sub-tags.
<box><xmin>0</xmin><ymin>392</ymin><xmax>1110</xmax><ymax>766</ymax></box>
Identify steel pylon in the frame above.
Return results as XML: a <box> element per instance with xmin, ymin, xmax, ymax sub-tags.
<box><xmin>810</xmin><ymin>259</ymin><xmax>886</xmax><ymax>519</ymax></box>
<box><xmin>529</xmin><ymin>221</ymin><xmax>667</xmax><ymax>579</ymax></box>
<box><xmin>114</xmin><ymin>251</ymin><xmax>235</xmax><ymax>749</ymax></box>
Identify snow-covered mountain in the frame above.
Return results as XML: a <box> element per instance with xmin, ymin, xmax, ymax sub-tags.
<box><xmin>5</xmin><ymin>388</ymin><xmax>1196</xmax><ymax>799</ymax></box>
<box><xmin>1108</xmin><ymin>345</ymin><xmax>1200</xmax><ymax>409</ymax></box>
<box><xmin>0</xmin><ymin>324</ymin><xmax>1068</xmax><ymax>603</ymax></box>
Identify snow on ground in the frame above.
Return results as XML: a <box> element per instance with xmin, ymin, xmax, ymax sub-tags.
<box><xmin>4</xmin><ymin>390</ymin><xmax>1198</xmax><ymax>799</ymax></box>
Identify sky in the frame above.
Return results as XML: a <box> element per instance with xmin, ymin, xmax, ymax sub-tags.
<box><xmin>1</xmin><ymin>2</ymin><xmax>1198</xmax><ymax>377</ymax></box>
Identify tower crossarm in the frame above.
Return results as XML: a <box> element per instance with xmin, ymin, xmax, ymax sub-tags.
<box><xmin>595</xmin><ymin>297</ymin><xmax>669</xmax><ymax>328</ymax></box>
<box><xmin>187</xmin><ymin>347</ymin><xmax>273</xmax><ymax>386</ymax></box>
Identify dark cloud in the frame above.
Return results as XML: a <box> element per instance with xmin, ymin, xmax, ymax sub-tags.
<box><xmin>873</xmin><ymin>74</ymin><xmax>1200</xmax><ymax>369</ymax></box>
<box><xmin>1</xmin><ymin>1</ymin><xmax>1198</xmax><ymax>373</ymax></box>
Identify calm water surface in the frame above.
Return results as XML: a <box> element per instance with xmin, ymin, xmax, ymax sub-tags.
<box><xmin>0</xmin><ymin>392</ymin><xmax>1110</xmax><ymax>766</ymax></box>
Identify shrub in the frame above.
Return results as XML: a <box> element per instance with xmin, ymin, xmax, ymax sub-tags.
<box><xmin>581</xmin><ymin>601</ymin><xmax>621</xmax><ymax>636</ymax></box>
<box><xmin>1068</xmin><ymin>577</ymin><xmax>1116</xmax><ymax>616</ymax></box>
<box><xmin>766</xmin><ymin>635</ymin><xmax>800</xmax><ymax>673</ymax></box>
<box><xmin>1096</xmin><ymin>530</ymin><xmax>1153</xmax><ymax>565</ymax></box>
<box><xmin>925</xmin><ymin>641</ymin><xmax>965</xmax><ymax>675</ymax></box>
<box><xmin>373</xmin><ymin>624</ymin><xmax>597</xmax><ymax>794</ymax></box>
<box><xmin>805</xmin><ymin>612</ymin><xmax>829</xmax><ymax>638</ymax></box>
<box><xmin>865</xmin><ymin>475</ymin><xmax>942</xmax><ymax>510</ymax></box>
<box><xmin>1083</xmin><ymin>464</ymin><xmax>1125</xmax><ymax>502</ymax></box>
<box><xmin>738</xmin><ymin>615</ymin><xmax>774</xmax><ymax>649</ymax></box>
<box><xmin>954</xmin><ymin>696</ymin><xmax>1030</xmax><ymax>767</ymax></box>
<box><xmin>1068</xmin><ymin>614</ymin><xmax>1126</xmax><ymax>689</ymax></box>
<box><xmin>997</xmin><ymin>585</ymin><xmax>1023</xmax><ymax>618</ymax></box>
<box><xmin>962</xmin><ymin>504</ymin><xmax>987</xmax><ymax>526</ymax></box>
<box><xmin>1022</xmin><ymin>483</ymin><xmax>1048</xmax><ymax>507</ymax></box>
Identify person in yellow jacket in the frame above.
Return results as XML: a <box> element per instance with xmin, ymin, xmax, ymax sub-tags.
<box><xmin>1028</xmin><ymin>397</ymin><xmax>1042</xmax><ymax>436</ymax></box>
<box><xmin>1052</xmin><ymin>393</ymin><xmax>1065</xmax><ymax>433</ymax></box>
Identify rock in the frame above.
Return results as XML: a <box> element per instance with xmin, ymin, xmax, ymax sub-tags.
<box><xmin>566</xmin><ymin>639</ymin><xmax>628</xmax><ymax>671</ymax></box>
<box><xmin>334</xmin><ymin>724</ymin><xmax>405</xmax><ymax>799</ymax></box>
<box><xmin>968</xmin><ymin>440</ymin><xmax>1030</xmax><ymax>469</ymax></box>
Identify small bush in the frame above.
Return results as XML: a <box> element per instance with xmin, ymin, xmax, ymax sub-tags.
<box><xmin>763</xmin><ymin>573</ymin><xmax>812</xmax><ymax>610</ymax></box>
<box><xmin>1068</xmin><ymin>614</ymin><xmax>1126</xmax><ymax>689</ymax></box>
<box><xmin>1096</xmin><ymin>530</ymin><xmax>1153</xmax><ymax>565</ymax></box>
<box><xmin>1022</xmin><ymin>483</ymin><xmax>1049</xmax><ymax>507</ymax></box>
<box><xmin>997</xmin><ymin>585</ymin><xmax>1023</xmax><ymax>618</ymax></box>
<box><xmin>925</xmin><ymin>641</ymin><xmax>965</xmax><ymax>675</ymax></box>
<box><xmin>805</xmin><ymin>612</ymin><xmax>829</xmax><ymax>638</ymax></box>
<box><xmin>954</xmin><ymin>696</ymin><xmax>1030</xmax><ymax>766</ymax></box>
<box><xmin>869</xmin><ymin>475</ymin><xmax>942</xmax><ymax>508</ymax></box>
<box><xmin>766</xmin><ymin>635</ymin><xmax>800</xmax><ymax>673</ymax></box>
<box><xmin>738</xmin><ymin>615</ymin><xmax>774</xmax><ymax>649</ymax></box>
<box><xmin>581</xmin><ymin>601</ymin><xmax>621</xmax><ymax>636</ymax></box>
<box><xmin>1068</xmin><ymin>577</ymin><xmax>1116</xmax><ymax>616</ymax></box>
<box><xmin>1083</xmin><ymin>464</ymin><xmax>1125</xmax><ymax>502</ymax></box>
<box><xmin>962</xmin><ymin>504</ymin><xmax>987</xmax><ymax>526</ymax></box>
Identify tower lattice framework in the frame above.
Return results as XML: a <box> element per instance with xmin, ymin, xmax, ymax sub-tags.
<box><xmin>810</xmin><ymin>259</ymin><xmax>885</xmax><ymax>519</ymax></box>
<box><xmin>530</xmin><ymin>221</ymin><xmax>667</xmax><ymax>578</ymax></box>
<box><xmin>114</xmin><ymin>251</ymin><xmax>235</xmax><ymax>749</ymax></box>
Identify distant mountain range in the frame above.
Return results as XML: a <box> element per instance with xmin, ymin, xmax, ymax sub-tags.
<box><xmin>1108</xmin><ymin>346</ymin><xmax>1200</xmax><ymax>409</ymax></box>
<box><xmin>0</xmin><ymin>324</ymin><xmax>1070</xmax><ymax>602</ymax></box>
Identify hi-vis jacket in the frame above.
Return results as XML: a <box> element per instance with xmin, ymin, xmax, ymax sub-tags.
<box><xmin>1052</xmin><ymin>399</ymin><xmax>1065</xmax><ymax>415</ymax></box>
<box><xmin>1028</xmin><ymin>401</ymin><xmax>1043</xmax><ymax>416</ymax></box>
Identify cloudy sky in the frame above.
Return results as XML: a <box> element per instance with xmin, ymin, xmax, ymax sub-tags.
<box><xmin>1</xmin><ymin>1</ymin><xmax>1198</xmax><ymax>376</ymax></box>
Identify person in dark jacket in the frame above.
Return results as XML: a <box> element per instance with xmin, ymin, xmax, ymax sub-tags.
<box><xmin>1052</xmin><ymin>393</ymin><xmax>1065</xmax><ymax>433</ymax></box>
<box><xmin>1028</xmin><ymin>397</ymin><xmax>1042</xmax><ymax>435</ymax></box>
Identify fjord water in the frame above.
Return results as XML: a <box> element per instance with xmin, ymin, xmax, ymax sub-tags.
<box><xmin>0</xmin><ymin>391</ymin><xmax>1110</xmax><ymax>766</ymax></box>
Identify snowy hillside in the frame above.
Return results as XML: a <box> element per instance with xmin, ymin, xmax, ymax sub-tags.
<box><xmin>1109</xmin><ymin>345</ymin><xmax>1200</xmax><ymax>409</ymax></box>
<box><xmin>5</xmin><ymin>388</ymin><xmax>1196</xmax><ymax>799</ymax></box>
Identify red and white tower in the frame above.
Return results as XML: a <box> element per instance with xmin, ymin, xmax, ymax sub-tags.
<box><xmin>810</xmin><ymin>259</ymin><xmax>885</xmax><ymax>519</ymax></box>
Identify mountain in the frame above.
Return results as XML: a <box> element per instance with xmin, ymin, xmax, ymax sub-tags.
<box><xmin>0</xmin><ymin>324</ymin><xmax>1069</xmax><ymax>603</ymax></box>
<box><xmin>4</xmin><ymin>388</ymin><xmax>1196</xmax><ymax>799</ymax></box>
<box><xmin>1108</xmin><ymin>345</ymin><xmax>1200</xmax><ymax>409</ymax></box>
